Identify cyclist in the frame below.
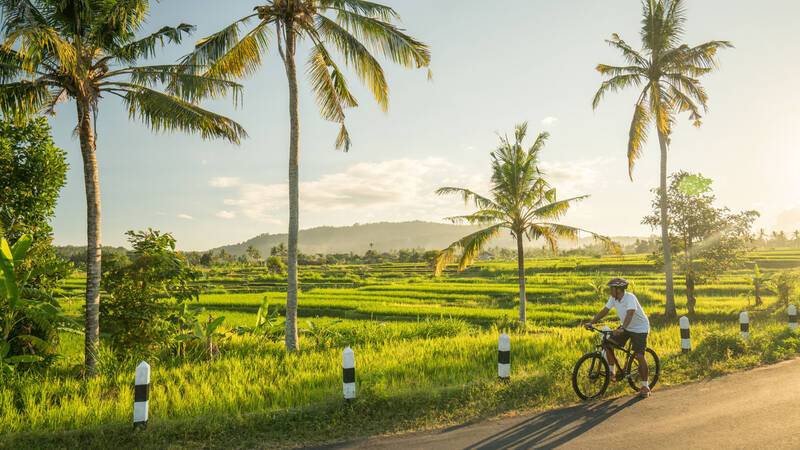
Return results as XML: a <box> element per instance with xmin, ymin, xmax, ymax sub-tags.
<box><xmin>584</xmin><ymin>277</ymin><xmax>651</xmax><ymax>398</ymax></box>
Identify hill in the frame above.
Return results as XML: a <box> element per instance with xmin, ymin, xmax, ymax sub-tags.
<box><xmin>209</xmin><ymin>221</ymin><xmax>645</xmax><ymax>256</ymax></box>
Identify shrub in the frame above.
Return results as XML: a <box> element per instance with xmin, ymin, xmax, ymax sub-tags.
<box><xmin>101</xmin><ymin>229</ymin><xmax>198</xmax><ymax>354</ymax></box>
<box><xmin>0</xmin><ymin>235</ymin><xmax>77</xmax><ymax>374</ymax></box>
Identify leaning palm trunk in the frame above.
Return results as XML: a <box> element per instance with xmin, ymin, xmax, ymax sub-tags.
<box><xmin>516</xmin><ymin>234</ymin><xmax>527</xmax><ymax>324</ymax></box>
<box><xmin>284</xmin><ymin>23</ymin><xmax>300</xmax><ymax>351</ymax></box>
<box><xmin>77</xmin><ymin>99</ymin><xmax>102</xmax><ymax>374</ymax></box>
<box><xmin>657</xmin><ymin>129</ymin><xmax>676</xmax><ymax>318</ymax></box>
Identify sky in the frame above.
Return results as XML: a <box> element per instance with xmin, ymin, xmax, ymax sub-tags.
<box><xmin>46</xmin><ymin>0</ymin><xmax>800</xmax><ymax>250</ymax></box>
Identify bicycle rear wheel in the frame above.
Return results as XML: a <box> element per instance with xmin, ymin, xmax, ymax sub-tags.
<box><xmin>625</xmin><ymin>348</ymin><xmax>660</xmax><ymax>392</ymax></box>
<box><xmin>572</xmin><ymin>352</ymin><xmax>610</xmax><ymax>400</ymax></box>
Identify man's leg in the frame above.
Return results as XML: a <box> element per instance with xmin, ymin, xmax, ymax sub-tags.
<box><xmin>635</xmin><ymin>333</ymin><xmax>650</xmax><ymax>397</ymax></box>
<box><xmin>635</xmin><ymin>351</ymin><xmax>649</xmax><ymax>383</ymax></box>
<box><xmin>602</xmin><ymin>341</ymin><xmax>622</xmax><ymax>379</ymax></box>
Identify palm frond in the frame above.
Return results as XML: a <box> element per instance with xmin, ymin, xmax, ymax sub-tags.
<box><xmin>322</xmin><ymin>0</ymin><xmax>399</xmax><ymax>21</ymax></box>
<box><xmin>113</xmin><ymin>24</ymin><xmax>196</xmax><ymax>62</ymax></box>
<box><xmin>605</xmin><ymin>33</ymin><xmax>648</xmax><ymax>67</ymax></box>
<box><xmin>0</xmin><ymin>79</ymin><xmax>51</xmax><ymax>121</ymax></box>
<box><xmin>592</xmin><ymin>73</ymin><xmax>643</xmax><ymax>110</ymax></box>
<box><xmin>434</xmin><ymin>224</ymin><xmax>503</xmax><ymax>276</ymax></box>
<box><xmin>627</xmin><ymin>88</ymin><xmax>652</xmax><ymax>179</ymax></box>
<box><xmin>331</xmin><ymin>8</ymin><xmax>430</xmax><ymax>69</ymax></box>
<box><xmin>113</xmin><ymin>83</ymin><xmax>247</xmax><ymax>144</ymax></box>
<box><xmin>435</xmin><ymin>187</ymin><xmax>498</xmax><ymax>211</ymax></box>
<box><xmin>527</xmin><ymin>195</ymin><xmax>589</xmax><ymax>222</ymax></box>
<box><xmin>179</xmin><ymin>14</ymin><xmax>264</xmax><ymax>78</ymax></box>
<box><xmin>306</xmin><ymin>43</ymin><xmax>357</xmax><ymax>124</ymax></box>
<box><xmin>109</xmin><ymin>65</ymin><xmax>243</xmax><ymax>104</ymax></box>
<box><xmin>317</xmin><ymin>14</ymin><xmax>388</xmax><ymax>110</ymax></box>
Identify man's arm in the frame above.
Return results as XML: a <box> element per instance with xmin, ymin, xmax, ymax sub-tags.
<box><xmin>588</xmin><ymin>307</ymin><xmax>609</xmax><ymax>325</ymax></box>
<box><xmin>620</xmin><ymin>309</ymin><xmax>635</xmax><ymax>330</ymax></box>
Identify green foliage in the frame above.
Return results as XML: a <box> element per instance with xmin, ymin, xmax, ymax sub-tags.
<box><xmin>592</xmin><ymin>0</ymin><xmax>732</xmax><ymax>177</ymax></box>
<box><xmin>0</xmin><ymin>117</ymin><xmax>70</xmax><ymax>289</ymax></box>
<box><xmin>768</xmin><ymin>269</ymin><xmax>799</xmax><ymax>306</ymax></box>
<box><xmin>644</xmin><ymin>171</ymin><xmax>758</xmax><ymax>313</ymax></box>
<box><xmin>435</xmin><ymin>123</ymin><xmax>615</xmax><ymax>277</ymax></box>
<box><xmin>0</xmin><ymin>235</ymin><xmax>77</xmax><ymax>375</ymax></box>
<box><xmin>181</xmin><ymin>0</ymin><xmax>430</xmax><ymax>150</ymax></box>
<box><xmin>266</xmin><ymin>255</ymin><xmax>286</xmax><ymax>275</ymax></box>
<box><xmin>176</xmin><ymin>312</ymin><xmax>226</xmax><ymax>361</ymax></box>
<box><xmin>100</xmin><ymin>229</ymin><xmax>198</xmax><ymax>354</ymax></box>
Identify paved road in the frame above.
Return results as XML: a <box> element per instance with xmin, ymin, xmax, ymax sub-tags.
<box><xmin>326</xmin><ymin>358</ymin><xmax>800</xmax><ymax>449</ymax></box>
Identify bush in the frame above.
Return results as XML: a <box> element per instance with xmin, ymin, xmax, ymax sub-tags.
<box><xmin>100</xmin><ymin>229</ymin><xmax>198</xmax><ymax>355</ymax></box>
<box><xmin>0</xmin><ymin>235</ymin><xmax>77</xmax><ymax>375</ymax></box>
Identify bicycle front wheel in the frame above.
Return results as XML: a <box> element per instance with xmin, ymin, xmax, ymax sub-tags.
<box><xmin>625</xmin><ymin>348</ymin><xmax>660</xmax><ymax>392</ymax></box>
<box><xmin>572</xmin><ymin>352</ymin><xmax>610</xmax><ymax>401</ymax></box>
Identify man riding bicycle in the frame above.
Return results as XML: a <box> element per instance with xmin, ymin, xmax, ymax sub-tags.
<box><xmin>584</xmin><ymin>278</ymin><xmax>651</xmax><ymax>398</ymax></box>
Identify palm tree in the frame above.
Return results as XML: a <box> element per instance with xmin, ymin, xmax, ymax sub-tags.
<box><xmin>592</xmin><ymin>0</ymin><xmax>731</xmax><ymax>318</ymax></box>
<box><xmin>434</xmin><ymin>123</ymin><xmax>614</xmax><ymax>325</ymax></box>
<box><xmin>180</xmin><ymin>0</ymin><xmax>430</xmax><ymax>351</ymax></box>
<box><xmin>0</xmin><ymin>0</ymin><xmax>247</xmax><ymax>374</ymax></box>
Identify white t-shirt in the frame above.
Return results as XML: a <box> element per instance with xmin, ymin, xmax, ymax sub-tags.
<box><xmin>605</xmin><ymin>292</ymin><xmax>650</xmax><ymax>333</ymax></box>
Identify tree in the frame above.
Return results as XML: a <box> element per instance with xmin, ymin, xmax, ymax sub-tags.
<box><xmin>768</xmin><ymin>270</ymin><xmax>799</xmax><ymax>307</ymax></box>
<box><xmin>0</xmin><ymin>0</ymin><xmax>248</xmax><ymax>373</ymax></box>
<box><xmin>101</xmin><ymin>229</ymin><xmax>198</xmax><ymax>354</ymax></box>
<box><xmin>592</xmin><ymin>0</ymin><xmax>732</xmax><ymax>318</ymax></box>
<box><xmin>246</xmin><ymin>245</ymin><xmax>262</xmax><ymax>265</ymax></box>
<box><xmin>643</xmin><ymin>172</ymin><xmax>757</xmax><ymax>315</ymax></box>
<box><xmin>0</xmin><ymin>117</ymin><xmax>69</xmax><ymax>289</ymax></box>
<box><xmin>181</xmin><ymin>0</ymin><xmax>430</xmax><ymax>351</ymax></box>
<box><xmin>434</xmin><ymin>123</ymin><xmax>614</xmax><ymax>325</ymax></box>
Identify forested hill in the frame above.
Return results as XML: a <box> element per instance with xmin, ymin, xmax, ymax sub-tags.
<box><xmin>210</xmin><ymin>221</ymin><xmax>643</xmax><ymax>256</ymax></box>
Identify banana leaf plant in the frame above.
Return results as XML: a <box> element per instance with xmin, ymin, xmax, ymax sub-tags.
<box><xmin>0</xmin><ymin>235</ymin><xmax>79</xmax><ymax>374</ymax></box>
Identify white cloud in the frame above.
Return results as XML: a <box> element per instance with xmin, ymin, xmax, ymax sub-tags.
<box><xmin>215</xmin><ymin>210</ymin><xmax>237</xmax><ymax>220</ymax></box>
<box><xmin>177</xmin><ymin>214</ymin><xmax>194</xmax><ymax>220</ymax></box>
<box><xmin>210</xmin><ymin>176</ymin><xmax>241</xmax><ymax>188</ymax></box>
<box><xmin>210</xmin><ymin>158</ymin><xmax>487</xmax><ymax>225</ymax></box>
<box><xmin>541</xmin><ymin>116</ymin><xmax>559</xmax><ymax>128</ymax></box>
<box><xmin>539</xmin><ymin>157</ymin><xmax>614</xmax><ymax>196</ymax></box>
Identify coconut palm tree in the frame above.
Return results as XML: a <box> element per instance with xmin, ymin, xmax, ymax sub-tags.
<box><xmin>592</xmin><ymin>0</ymin><xmax>731</xmax><ymax>318</ymax></box>
<box><xmin>434</xmin><ymin>123</ymin><xmax>614</xmax><ymax>325</ymax></box>
<box><xmin>0</xmin><ymin>0</ymin><xmax>247</xmax><ymax>374</ymax></box>
<box><xmin>180</xmin><ymin>0</ymin><xmax>430</xmax><ymax>351</ymax></box>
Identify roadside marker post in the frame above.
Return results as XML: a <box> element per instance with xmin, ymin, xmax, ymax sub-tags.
<box><xmin>134</xmin><ymin>361</ymin><xmax>150</xmax><ymax>429</ymax></box>
<box><xmin>498</xmin><ymin>333</ymin><xmax>510</xmax><ymax>380</ymax></box>
<box><xmin>342</xmin><ymin>347</ymin><xmax>356</xmax><ymax>401</ymax></box>
<box><xmin>789</xmin><ymin>305</ymin><xmax>797</xmax><ymax>331</ymax></box>
<box><xmin>679</xmin><ymin>316</ymin><xmax>691</xmax><ymax>353</ymax></box>
<box><xmin>740</xmin><ymin>311</ymin><xmax>750</xmax><ymax>340</ymax></box>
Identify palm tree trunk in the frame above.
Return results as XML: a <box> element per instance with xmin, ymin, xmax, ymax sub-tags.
<box><xmin>516</xmin><ymin>235</ymin><xmax>527</xmax><ymax>325</ymax></box>
<box><xmin>283</xmin><ymin>24</ymin><xmax>300</xmax><ymax>351</ymax></box>
<box><xmin>77</xmin><ymin>99</ymin><xmax>101</xmax><ymax>375</ymax></box>
<box><xmin>656</xmin><ymin>129</ymin><xmax>676</xmax><ymax>318</ymax></box>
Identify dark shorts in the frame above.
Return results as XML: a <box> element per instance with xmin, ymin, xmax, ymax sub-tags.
<box><xmin>609</xmin><ymin>330</ymin><xmax>648</xmax><ymax>354</ymax></box>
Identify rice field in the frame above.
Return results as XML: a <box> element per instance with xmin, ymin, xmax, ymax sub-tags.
<box><xmin>4</xmin><ymin>250</ymin><xmax>800</xmax><ymax>448</ymax></box>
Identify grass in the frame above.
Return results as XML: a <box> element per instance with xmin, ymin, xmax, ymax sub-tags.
<box><xmin>2</xmin><ymin>250</ymin><xmax>800</xmax><ymax>448</ymax></box>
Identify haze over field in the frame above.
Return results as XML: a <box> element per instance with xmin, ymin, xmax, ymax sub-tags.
<box><xmin>46</xmin><ymin>0</ymin><xmax>800</xmax><ymax>250</ymax></box>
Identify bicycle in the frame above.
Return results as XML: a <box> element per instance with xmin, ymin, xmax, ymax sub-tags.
<box><xmin>571</xmin><ymin>325</ymin><xmax>661</xmax><ymax>400</ymax></box>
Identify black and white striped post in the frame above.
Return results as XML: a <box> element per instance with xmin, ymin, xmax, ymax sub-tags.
<box><xmin>342</xmin><ymin>346</ymin><xmax>356</xmax><ymax>401</ymax></box>
<box><xmin>740</xmin><ymin>311</ymin><xmax>750</xmax><ymax>340</ymax></box>
<box><xmin>789</xmin><ymin>304</ymin><xmax>797</xmax><ymax>331</ymax></box>
<box><xmin>679</xmin><ymin>316</ymin><xmax>691</xmax><ymax>353</ymax></box>
<box><xmin>133</xmin><ymin>361</ymin><xmax>150</xmax><ymax>429</ymax></box>
<box><xmin>498</xmin><ymin>333</ymin><xmax>510</xmax><ymax>380</ymax></box>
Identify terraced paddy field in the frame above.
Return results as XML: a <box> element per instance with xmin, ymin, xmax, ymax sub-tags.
<box><xmin>4</xmin><ymin>250</ymin><xmax>800</xmax><ymax>448</ymax></box>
